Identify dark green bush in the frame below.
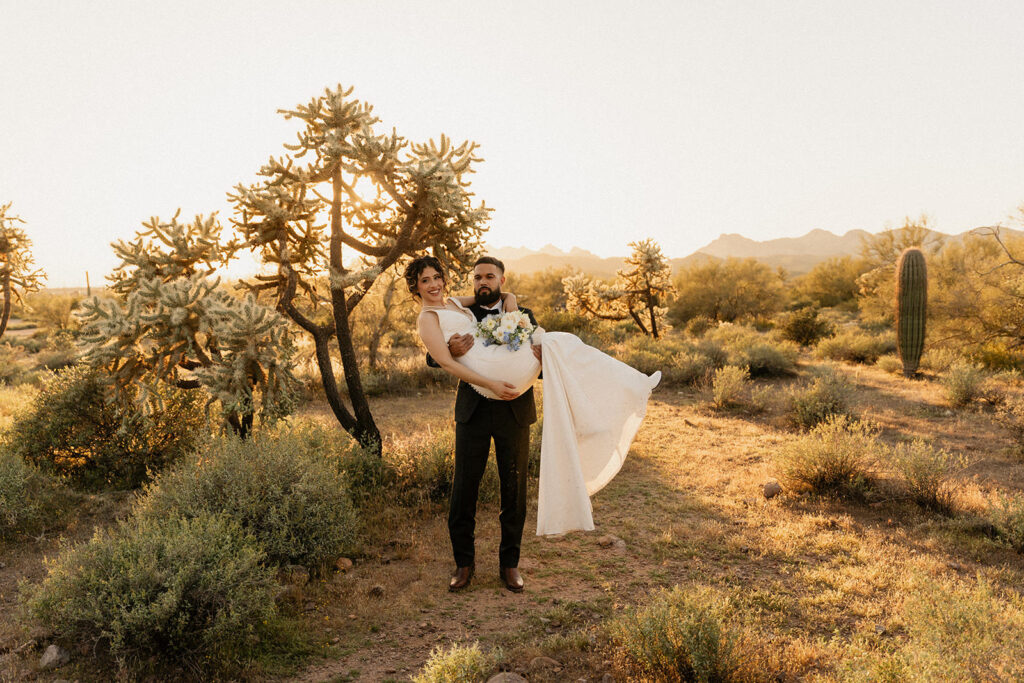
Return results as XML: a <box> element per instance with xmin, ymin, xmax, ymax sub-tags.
<box><xmin>23</xmin><ymin>512</ymin><xmax>277</xmax><ymax>677</ymax></box>
<box><xmin>702</xmin><ymin>324</ymin><xmax>799</xmax><ymax>377</ymax></box>
<box><xmin>0</xmin><ymin>449</ymin><xmax>64</xmax><ymax>540</ymax></box>
<box><xmin>3</xmin><ymin>366</ymin><xmax>206</xmax><ymax>490</ymax></box>
<box><xmin>778</xmin><ymin>307</ymin><xmax>835</xmax><ymax>346</ymax></box>
<box><xmin>608</xmin><ymin>586</ymin><xmax>738</xmax><ymax>682</ymax></box>
<box><xmin>135</xmin><ymin>430</ymin><xmax>358</xmax><ymax>569</ymax></box>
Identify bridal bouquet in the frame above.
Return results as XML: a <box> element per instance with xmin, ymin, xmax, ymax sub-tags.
<box><xmin>477</xmin><ymin>311</ymin><xmax>536</xmax><ymax>351</ymax></box>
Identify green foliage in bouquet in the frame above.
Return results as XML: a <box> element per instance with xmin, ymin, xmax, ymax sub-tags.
<box><xmin>77</xmin><ymin>212</ymin><xmax>298</xmax><ymax>437</ymax></box>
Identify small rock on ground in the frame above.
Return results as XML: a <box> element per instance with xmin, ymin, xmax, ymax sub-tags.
<box><xmin>39</xmin><ymin>644</ymin><xmax>70</xmax><ymax>670</ymax></box>
<box><xmin>335</xmin><ymin>556</ymin><xmax>354</xmax><ymax>571</ymax></box>
<box><xmin>529</xmin><ymin>655</ymin><xmax>562</xmax><ymax>671</ymax></box>
<box><xmin>487</xmin><ymin>674</ymin><xmax>528</xmax><ymax>683</ymax></box>
<box><xmin>763</xmin><ymin>480</ymin><xmax>782</xmax><ymax>499</ymax></box>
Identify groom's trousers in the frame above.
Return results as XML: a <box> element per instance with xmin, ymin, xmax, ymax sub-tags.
<box><xmin>449</xmin><ymin>397</ymin><xmax>530</xmax><ymax>569</ymax></box>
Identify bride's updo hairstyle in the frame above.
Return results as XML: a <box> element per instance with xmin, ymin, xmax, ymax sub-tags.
<box><xmin>403</xmin><ymin>255</ymin><xmax>446</xmax><ymax>299</ymax></box>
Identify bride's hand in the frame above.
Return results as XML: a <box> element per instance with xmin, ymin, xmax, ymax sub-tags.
<box><xmin>490</xmin><ymin>380</ymin><xmax>520</xmax><ymax>401</ymax></box>
<box><xmin>501</xmin><ymin>292</ymin><xmax>518</xmax><ymax>312</ymax></box>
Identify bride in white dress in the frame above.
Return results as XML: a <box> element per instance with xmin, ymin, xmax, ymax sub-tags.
<box><xmin>413</xmin><ymin>258</ymin><xmax>661</xmax><ymax>536</ymax></box>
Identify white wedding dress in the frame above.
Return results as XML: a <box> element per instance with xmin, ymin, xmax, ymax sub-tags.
<box><xmin>430</xmin><ymin>301</ymin><xmax>661</xmax><ymax>536</ymax></box>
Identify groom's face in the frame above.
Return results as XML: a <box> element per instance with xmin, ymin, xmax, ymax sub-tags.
<box><xmin>473</xmin><ymin>264</ymin><xmax>505</xmax><ymax>306</ymax></box>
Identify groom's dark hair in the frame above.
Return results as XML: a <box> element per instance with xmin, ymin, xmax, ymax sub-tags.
<box><xmin>473</xmin><ymin>255</ymin><xmax>505</xmax><ymax>273</ymax></box>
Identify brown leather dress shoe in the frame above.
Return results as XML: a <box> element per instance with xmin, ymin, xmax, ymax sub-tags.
<box><xmin>449</xmin><ymin>565</ymin><xmax>474</xmax><ymax>592</ymax></box>
<box><xmin>500</xmin><ymin>566</ymin><xmax>524</xmax><ymax>593</ymax></box>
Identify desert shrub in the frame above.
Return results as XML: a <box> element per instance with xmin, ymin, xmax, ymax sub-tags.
<box><xmin>815</xmin><ymin>329</ymin><xmax>896</xmax><ymax>364</ymax></box>
<box><xmin>778</xmin><ymin>307</ymin><xmax>835</xmax><ymax>346</ymax></box>
<box><xmin>787</xmin><ymin>369</ymin><xmax>851</xmax><ymax>430</ymax></box>
<box><xmin>941</xmin><ymin>360</ymin><xmax>988</xmax><ymax>407</ymax></box>
<box><xmin>0</xmin><ymin>449</ymin><xmax>64</xmax><ymax>540</ymax></box>
<box><xmin>388</xmin><ymin>427</ymin><xmax>500</xmax><ymax>506</ymax></box>
<box><xmin>34</xmin><ymin>346</ymin><xmax>78</xmax><ymax>370</ymax></box>
<box><xmin>135</xmin><ymin>431</ymin><xmax>358</xmax><ymax>569</ymax></box>
<box><xmin>876</xmin><ymin>354</ymin><xmax>902</xmax><ymax>374</ymax></box>
<box><xmin>608</xmin><ymin>585</ymin><xmax>738</xmax><ymax>682</ymax></box>
<box><xmin>0</xmin><ymin>383</ymin><xmax>35</xmax><ymax>432</ymax></box>
<box><xmin>0</xmin><ymin>343</ymin><xmax>29</xmax><ymax>384</ymax></box>
<box><xmin>339</xmin><ymin>426</ymin><xmax>501</xmax><ymax>509</ymax></box>
<box><xmin>670</xmin><ymin>257</ymin><xmax>785</xmax><ymax>324</ymax></box>
<box><xmin>23</xmin><ymin>512</ymin><xmax>277</xmax><ymax>676</ymax></box>
<box><xmin>918</xmin><ymin>347</ymin><xmax>959</xmax><ymax>373</ymax></box>
<box><xmin>702</xmin><ymin>324</ymin><xmax>798</xmax><ymax>377</ymax></box>
<box><xmin>996</xmin><ymin>398</ymin><xmax>1024</xmax><ymax>456</ymax></box>
<box><xmin>685</xmin><ymin>315</ymin><xmax>715</xmax><ymax>338</ymax></box>
<box><xmin>360</xmin><ymin>355</ymin><xmax>456</xmax><ymax>396</ymax></box>
<box><xmin>711</xmin><ymin>365</ymin><xmax>749</xmax><ymax>409</ymax></box>
<box><xmin>971</xmin><ymin>343</ymin><xmax>1024</xmax><ymax>372</ymax></box>
<box><xmin>989</xmin><ymin>494</ymin><xmax>1024</xmax><ymax>552</ymax></box>
<box><xmin>889</xmin><ymin>440</ymin><xmax>965</xmax><ymax>514</ymax></box>
<box><xmin>668</xmin><ymin>351</ymin><xmax>716</xmax><ymax>386</ymax></box>
<box><xmin>537</xmin><ymin>310</ymin><xmax>608</xmax><ymax>346</ymax></box>
<box><xmin>3</xmin><ymin>366</ymin><xmax>206</xmax><ymax>490</ymax></box>
<box><xmin>23</xmin><ymin>292</ymin><xmax>82</xmax><ymax>331</ymax></box>
<box><xmin>777</xmin><ymin>415</ymin><xmax>875</xmax><ymax>499</ymax></box>
<box><xmin>413</xmin><ymin>642</ymin><xmax>498</xmax><ymax>683</ymax></box>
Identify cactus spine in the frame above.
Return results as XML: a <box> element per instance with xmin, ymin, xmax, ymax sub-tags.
<box><xmin>895</xmin><ymin>247</ymin><xmax>927</xmax><ymax>377</ymax></box>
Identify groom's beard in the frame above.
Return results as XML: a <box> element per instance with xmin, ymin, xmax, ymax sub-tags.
<box><xmin>474</xmin><ymin>286</ymin><xmax>501</xmax><ymax>307</ymax></box>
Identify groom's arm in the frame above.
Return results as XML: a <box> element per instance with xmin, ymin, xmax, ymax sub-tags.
<box><xmin>426</xmin><ymin>334</ymin><xmax>474</xmax><ymax>368</ymax></box>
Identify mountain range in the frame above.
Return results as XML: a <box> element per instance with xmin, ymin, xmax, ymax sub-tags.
<box><xmin>488</xmin><ymin>226</ymin><xmax>1016</xmax><ymax>278</ymax></box>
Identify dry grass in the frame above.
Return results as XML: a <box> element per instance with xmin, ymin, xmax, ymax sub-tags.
<box><xmin>3</xmin><ymin>352</ymin><xmax>1024</xmax><ymax>681</ymax></box>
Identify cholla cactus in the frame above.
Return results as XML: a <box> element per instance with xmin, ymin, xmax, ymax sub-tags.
<box><xmin>563</xmin><ymin>238</ymin><xmax>674</xmax><ymax>338</ymax></box>
<box><xmin>0</xmin><ymin>203</ymin><xmax>45</xmax><ymax>340</ymax></box>
<box><xmin>78</xmin><ymin>213</ymin><xmax>297</xmax><ymax>436</ymax></box>
<box><xmin>228</xmin><ymin>84</ymin><xmax>492</xmax><ymax>452</ymax></box>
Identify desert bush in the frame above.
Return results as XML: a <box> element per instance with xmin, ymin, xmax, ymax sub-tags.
<box><xmin>876</xmin><ymin>354</ymin><xmax>902</xmax><ymax>374</ymax></box>
<box><xmin>23</xmin><ymin>512</ymin><xmax>277</xmax><ymax>676</ymax></box>
<box><xmin>537</xmin><ymin>309</ymin><xmax>608</xmax><ymax>347</ymax></box>
<box><xmin>941</xmin><ymin>360</ymin><xmax>988</xmax><ymax>407</ymax></box>
<box><xmin>711</xmin><ymin>365</ymin><xmax>749</xmax><ymax>410</ymax></box>
<box><xmin>918</xmin><ymin>347</ymin><xmax>960</xmax><ymax>373</ymax></box>
<box><xmin>413</xmin><ymin>642</ymin><xmax>499</xmax><ymax>683</ymax></box>
<box><xmin>702</xmin><ymin>324</ymin><xmax>798</xmax><ymax>377</ymax></box>
<box><xmin>815</xmin><ymin>329</ymin><xmax>896</xmax><ymax>364</ymax></box>
<box><xmin>889</xmin><ymin>440</ymin><xmax>965</xmax><ymax>514</ymax></box>
<box><xmin>388</xmin><ymin>427</ymin><xmax>500</xmax><ymax>507</ymax></box>
<box><xmin>3</xmin><ymin>366</ymin><xmax>206</xmax><ymax>490</ymax></box>
<box><xmin>668</xmin><ymin>351</ymin><xmax>716</xmax><ymax>386</ymax></box>
<box><xmin>685</xmin><ymin>315</ymin><xmax>715</xmax><ymax>338</ymax></box>
<box><xmin>778</xmin><ymin>307</ymin><xmax>835</xmax><ymax>346</ymax></box>
<box><xmin>996</xmin><ymin>398</ymin><xmax>1024</xmax><ymax>456</ymax></box>
<box><xmin>777</xmin><ymin>415</ymin><xmax>876</xmax><ymax>499</ymax></box>
<box><xmin>135</xmin><ymin>430</ymin><xmax>358</xmax><ymax>569</ymax></box>
<box><xmin>787</xmin><ymin>369</ymin><xmax>851</xmax><ymax>430</ymax></box>
<box><xmin>0</xmin><ymin>449</ymin><xmax>64</xmax><ymax>540</ymax></box>
<box><xmin>0</xmin><ymin>383</ymin><xmax>35</xmax><ymax>432</ymax></box>
<box><xmin>608</xmin><ymin>585</ymin><xmax>738</xmax><ymax>682</ymax></box>
<box><xmin>360</xmin><ymin>355</ymin><xmax>457</xmax><ymax>396</ymax></box>
<box><xmin>989</xmin><ymin>494</ymin><xmax>1024</xmax><ymax>552</ymax></box>
<box><xmin>0</xmin><ymin>343</ymin><xmax>29</xmax><ymax>384</ymax></box>
<box><xmin>613</xmin><ymin>334</ymin><xmax>714</xmax><ymax>385</ymax></box>
<box><xmin>670</xmin><ymin>257</ymin><xmax>785</xmax><ymax>324</ymax></box>
<box><xmin>23</xmin><ymin>292</ymin><xmax>82</xmax><ymax>331</ymax></box>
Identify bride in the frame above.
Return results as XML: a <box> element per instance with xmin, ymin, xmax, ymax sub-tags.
<box><xmin>411</xmin><ymin>256</ymin><xmax>661</xmax><ymax>536</ymax></box>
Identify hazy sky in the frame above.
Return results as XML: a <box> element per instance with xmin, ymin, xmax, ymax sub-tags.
<box><xmin>3</xmin><ymin>1</ymin><xmax>1024</xmax><ymax>285</ymax></box>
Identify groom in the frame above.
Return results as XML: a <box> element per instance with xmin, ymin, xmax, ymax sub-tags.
<box><xmin>428</xmin><ymin>256</ymin><xmax>541</xmax><ymax>593</ymax></box>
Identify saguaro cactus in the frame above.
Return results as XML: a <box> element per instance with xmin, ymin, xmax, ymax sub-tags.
<box><xmin>895</xmin><ymin>247</ymin><xmax>927</xmax><ymax>377</ymax></box>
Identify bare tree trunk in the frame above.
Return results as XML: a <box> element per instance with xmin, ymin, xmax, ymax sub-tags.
<box><xmin>329</xmin><ymin>170</ymin><xmax>381</xmax><ymax>453</ymax></box>
<box><xmin>0</xmin><ymin>272</ymin><xmax>10</xmax><ymax>340</ymax></box>
<box><xmin>647</xmin><ymin>299</ymin><xmax>659</xmax><ymax>339</ymax></box>
<box><xmin>628</xmin><ymin>308</ymin><xmax>650</xmax><ymax>336</ymax></box>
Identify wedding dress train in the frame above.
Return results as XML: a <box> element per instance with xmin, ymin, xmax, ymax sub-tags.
<box><xmin>430</xmin><ymin>303</ymin><xmax>660</xmax><ymax>537</ymax></box>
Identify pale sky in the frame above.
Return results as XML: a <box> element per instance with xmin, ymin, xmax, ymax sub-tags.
<box><xmin>3</xmin><ymin>0</ymin><xmax>1023</xmax><ymax>286</ymax></box>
